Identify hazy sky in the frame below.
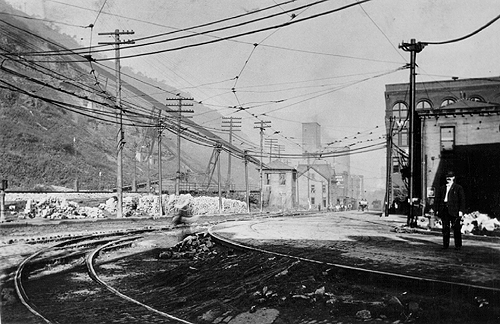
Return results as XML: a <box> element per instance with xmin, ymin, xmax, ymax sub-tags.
<box><xmin>7</xmin><ymin>0</ymin><xmax>500</xmax><ymax>190</ymax></box>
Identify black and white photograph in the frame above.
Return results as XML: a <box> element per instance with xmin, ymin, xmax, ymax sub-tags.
<box><xmin>1</xmin><ymin>1</ymin><xmax>499</xmax><ymax>323</ymax></box>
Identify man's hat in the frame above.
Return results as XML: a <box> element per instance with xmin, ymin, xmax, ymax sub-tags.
<box><xmin>446</xmin><ymin>170</ymin><xmax>455</xmax><ymax>177</ymax></box>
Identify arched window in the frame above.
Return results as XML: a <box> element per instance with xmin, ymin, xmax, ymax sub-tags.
<box><xmin>469</xmin><ymin>96</ymin><xmax>485</xmax><ymax>102</ymax></box>
<box><xmin>440</xmin><ymin>98</ymin><xmax>456</xmax><ymax>107</ymax></box>
<box><xmin>416</xmin><ymin>100</ymin><xmax>432</xmax><ymax>110</ymax></box>
<box><xmin>392</xmin><ymin>102</ymin><xmax>408</xmax><ymax>120</ymax></box>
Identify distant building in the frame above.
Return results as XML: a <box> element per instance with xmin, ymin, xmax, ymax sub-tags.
<box><xmin>302</xmin><ymin>122</ymin><xmax>321</xmax><ymax>154</ymax></box>
<box><xmin>385</xmin><ymin>77</ymin><xmax>500</xmax><ymax>217</ymax></box>
<box><xmin>262</xmin><ymin>160</ymin><xmax>297</xmax><ymax>210</ymax></box>
<box><xmin>331</xmin><ymin>145</ymin><xmax>350</xmax><ymax>175</ymax></box>
<box><xmin>296</xmin><ymin>161</ymin><xmax>335</xmax><ymax>210</ymax></box>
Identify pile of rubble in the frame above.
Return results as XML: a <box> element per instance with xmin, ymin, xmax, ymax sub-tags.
<box><xmin>99</xmin><ymin>196</ymin><xmax>139</xmax><ymax>217</ymax></box>
<box><xmin>103</xmin><ymin>193</ymin><xmax>247</xmax><ymax>217</ymax></box>
<box><xmin>459</xmin><ymin>211</ymin><xmax>500</xmax><ymax>234</ymax></box>
<box><xmin>158</xmin><ymin>232</ymin><xmax>216</xmax><ymax>260</ymax></box>
<box><xmin>13</xmin><ymin>193</ymin><xmax>247</xmax><ymax>220</ymax></box>
<box><xmin>23</xmin><ymin>197</ymin><xmax>105</xmax><ymax>219</ymax></box>
<box><xmin>416</xmin><ymin>211</ymin><xmax>500</xmax><ymax>234</ymax></box>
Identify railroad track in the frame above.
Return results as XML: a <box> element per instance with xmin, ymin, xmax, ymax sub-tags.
<box><xmin>14</xmin><ymin>229</ymin><xmax>195</xmax><ymax>324</ymax></box>
<box><xmin>11</xmin><ymin>214</ymin><xmax>500</xmax><ymax>323</ymax></box>
<box><xmin>208</xmin><ymin>215</ymin><xmax>500</xmax><ymax>305</ymax></box>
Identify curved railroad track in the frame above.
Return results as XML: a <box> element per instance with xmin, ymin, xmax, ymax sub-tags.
<box><xmin>208</xmin><ymin>214</ymin><xmax>500</xmax><ymax>304</ymax></box>
<box><xmin>14</xmin><ymin>229</ymin><xmax>195</xmax><ymax>324</ymax></box>
<box><xmin>10</xmin><ymin>212</ymin><xmax>500</xmax><ymax>323</ymax></box>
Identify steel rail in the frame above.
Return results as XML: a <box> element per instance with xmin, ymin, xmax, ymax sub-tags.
<box><xmin>207</xmin><ymin>222</ymin><xmax>500</xmax><ymax>298</ymax></box>
<box><xmin>86</xmin><ymin>236</ymin><xmax>195</xmax><ymax>324</ymax></box>
<box><xmin>14</xmin><ymin>234</ymin><xmax>101</xmax><ymax>324</ymax></box>
<box><xmin>14</xmin><ymin>229</ymin><xmax>157</xmax><ymax>323</ymax></box>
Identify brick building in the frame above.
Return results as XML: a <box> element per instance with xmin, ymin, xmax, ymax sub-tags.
<box><xmin>385</xmin><ymin>77</ymin><xmax>500</xmax><ymax>217</ymax></box>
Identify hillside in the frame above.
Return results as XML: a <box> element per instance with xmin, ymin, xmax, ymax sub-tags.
<box><xmin>0</xmin><ymin>1</ymin><xmax>260</xmax><ymax>191</ymax></box>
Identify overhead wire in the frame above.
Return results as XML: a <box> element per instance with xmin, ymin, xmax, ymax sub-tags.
<box><xmin>0</xmin><ymin>0</ymin><xmax>394</xmax><ymax>167</ymax></box>
<box><xmin>0</xmin><ymin>17</ymin><xmax>260</xmax><ymax>164</ymax></box>
<box><xmin>355</xmin><ymin>0</ymin><xmax>406</xmax><ymax>62</ymax></box>
<box><xmin>261</xmin><ymin>66</ymin><xmax>405</xmax><ymax>116</ymax></box>
<box><xmin>6</xmin><ymin>0</ymin><xmax>375</xmax><ymax>63</ymax></box>
<box><xmin>6</xmin><ymin>0</ymin><xmax>307</xmax><ymax>57</ymax></box>
<box><xmin>421</xmin><ymin>13</ymin><xmax>500</xmax><ymax>45</ymax></box>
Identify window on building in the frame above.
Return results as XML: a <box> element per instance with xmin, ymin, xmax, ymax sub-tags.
<box><xmin>323</xmin><ymin>199</ymin><xmax>327</xmax><ymax>208</ymax></box>
<box><xmin>416</xmin><ymin>100</ymin><xmax>432</xmax><ymax>110</ymax></box>
<box><xmin>469</xmin><ymin>96</ymin><xmax>485</xmax><ymax>102</ymax></box>
<box><xmin>392</xmin><ymin>102</ymin><xmax>408</xmax><ymax>120</ymax></box>
<box><xmin>392</xmin><ymin>156</ymin><xmax>400</xmax><ymax>173</ymax></box>
<box><xmin>311</xmin><ymin>197</ymin><xmax>315</xmax><ymax>205</ymax></box>
<box><xmin>279</xmin><ymin>173</ymin><xmax>286</xmax><ymax>185</ymax></box>
<box><xmin>311</xmin><ymin>184</ymin><xmax>316</xmax><ymax>193</ymax></box>
<box><xmin>440</xmin><ymin>126</ymin><xmax>455</xmax><ymax>151</ymax></box>
<box><xmin>400</xmin><ymin>128</ymin><xmax>408</xmax><ymax>146</ymax></box>
<box><xmin>440</xmin><ymin>98</ymin><xmax>456</xmax><ymax>107</ymax></box>
<box><xmin>266</xmin><ymin>173</ymin><xmax>271</xmax><ymax>185</ymax></box>
<box><xmin>322</xmin><ymin>183</ymin><xmax>326</xmax><ymax>193</ymax></box>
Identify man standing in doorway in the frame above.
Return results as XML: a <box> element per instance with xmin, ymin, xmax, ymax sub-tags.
<box><xmin>437</xmin><ymin>170</ymin><xmax>466</xmax><ymax>250</ymax></box>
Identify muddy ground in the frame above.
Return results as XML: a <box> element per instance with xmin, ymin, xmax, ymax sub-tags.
<box><xmin>1</xmin><ymin>192</ymin><xmax>500</xmax><ymax>323</ymax></box>
<box><xmin>1</xmin><ymin>224</ymin><xmax>500</xmax><ymax>324</ymax></box>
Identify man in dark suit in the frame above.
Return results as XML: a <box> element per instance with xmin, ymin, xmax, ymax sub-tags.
<box><xmin>437</xmin><ymin>170</ymin><xmax>466</xmax><ymax>250</ymax></box>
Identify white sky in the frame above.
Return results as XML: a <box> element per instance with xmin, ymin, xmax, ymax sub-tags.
<box><xmin>7</xmin><ymin>0</ymin><xmax>500</xmax><ymax>191</ymax></box>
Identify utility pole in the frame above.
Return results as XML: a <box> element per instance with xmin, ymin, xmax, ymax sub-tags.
<box><xmin>244</xmin><ymin>150</ymin><xmax>250</xmax><ymax>213</ymax></box>
<box><xmin>99</xmin><ymin>29</ymin><xmax>135</xmax><ymax>218</ymax></box>
<box><xmin>254</xmin><ymin>120</ymin><xmax>271</xmax><ymax>213</ymax></box>
<box><xmin>132</xmin><ymin>142</ymin><xmax>137</xmax><ymax>192</ymax></box>
<box><xmin>165</xmin><ymin>97</ymin><xmax>193</xmax><ymax>196</ymax></box>
<box><xmin>399</xmin><ymin>39</ymin><xmax>426</xmax><ymax>227</ymax></box>
<box><xmin>145</xmin><ymin>143</ymin><xmax>151</xmax><ymax>192</ymax></box>
<box><xmin>221</xmin><ymin>117</ymin><xmax>241</xmax><ymax>193</ymax></box>
<box><xmin>277</xmin><ymin>144</ymin><xmax>285</xmax><ymax>160</ymax></box>
<box><xmin>216</xmin><ymin>143</ymin><xmax>222</xmax><ymax>213</ymax></box>
<box><xmin>156</xmin><ymin>114</ymin><xmax>167</xmax><ymax>218</ymax></box>
<box><xmin>0</xmin><ymin>180</ymin><xmax>7</xmax><ymax>222</ymax></box>
<box><xmin>265</xmin><ymin>138</ymin><xmax>278</xmax><ymax>163</ymax></box>
<box><xmin>384</xmin><ymin>116</ymin><xmax>394</xmax><ymax>217</ymax></box>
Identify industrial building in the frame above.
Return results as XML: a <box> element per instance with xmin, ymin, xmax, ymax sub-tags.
<box><xmin>385</xmin><ymin>77</ymin><xmax>500</xmax><ymax>217</ymax></box>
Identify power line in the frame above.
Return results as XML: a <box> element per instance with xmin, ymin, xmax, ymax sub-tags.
<box><xmin>422</xmin><ymin>13</ymin><xmax>500</xmax><ymax>45</ymax></box>
<box><xmin>3</xmin><ymin>0</ymin><xmax>303</xmax><ymax>57</ymax></box>
<box><xmin>5</xmin><ymin>0</ymin><xmax>374</xmax><ymax>63</ymax></box>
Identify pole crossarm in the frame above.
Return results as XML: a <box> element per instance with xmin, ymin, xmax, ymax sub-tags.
<box><xmin>254</xmin><ymin>120</ymin><xmax>271</xmax><ymax>213</ymax></box>
<box><xmin>399</xmin><ymin>40</ymin><xmax>426</xmax><ymax>53</ymax></box>
<box><xmin>84</xmin><ymin>63</ymin><xmax>260</xmax><ymax>166</ymax></box>
<box><xmin>165</xmin><ymin>97</ymin><xmax>194</xmax><ymax>195</ymax></box>
<box><xmin>98</xmin><ymin>29</ymin><xmax>136</xmax><ymax>218</ymax></box>
<box><xmin>221</xmin><ymin>117</ymin><xmax>242</xmax><ymax>192</ymax></box>
<box><xmin>398</xmin><ymin>38</ymin><xmax>424</xmax><ymax>227</ymax></box>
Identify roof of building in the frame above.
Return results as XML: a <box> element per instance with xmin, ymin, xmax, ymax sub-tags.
<box><xmin>386</xmin><ymin>76</ymin><xmax>500</xmax><ymax>92</ymax></box>
<box><xmin>440</xmin><ymin>99</ymin><xmax>499</xmax><ymax>110</ymax></box>
<box><xmin>297</xmin><ymin>163</ymin><xmax>333</xmax><ymax>180</ymax></box>
<box><xmin>418</xmin><ymin>98</ymin><xmax>500</xmax><ymax>117</ymax></box>
<box><xmin>264</xmin><ymin>160</ymin><xmax>296</xmax><ymax>171</ymax></box>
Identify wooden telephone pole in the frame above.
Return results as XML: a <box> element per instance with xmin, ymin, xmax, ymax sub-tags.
<box><xmin>254</xmin><ymin>120</ymin><xmax>271</xmax><ymax>213</ymax></box>
<box><xmin>165</xmin><ymin>97</ymin><xmax>194</xmax><ymax>195</ymax></box>
<box><xmin>98</xmin><ymin>29</ymin><xmax>134</xmax><ymax>218</ymax></box>
<box><xmin>265</xmin><ymin>138</ymin><xmax>278</xmax><ymax>163</ymax></box>
<box><xmin>156</xmin><ymin>113</ymin><xmax>168</xmax><ymax>218</ymax></box>
<box><xmin>221</xmin><ymin>117</ymin><xmax>241</xmax><ymax>193</ymax></box>
<box><xmin>399</xmin><ymin>39</ymin><xmax>426</xmax><ymax>227</ymax></box>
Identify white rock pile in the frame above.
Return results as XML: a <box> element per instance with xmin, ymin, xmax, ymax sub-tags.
<box><xmin>18</xmin><ymin>193</ymin><xmax>247</xmax><ymax>220</ymax></box>
<box><xmin>24</xmin><ymin>197</ymin><xmax>104</xmax><ymax>219</ymax></box>
<box><xmin>417</xmin><ymin>211</ymin><xmax>500</xmax><ymax>234</ymax></box>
